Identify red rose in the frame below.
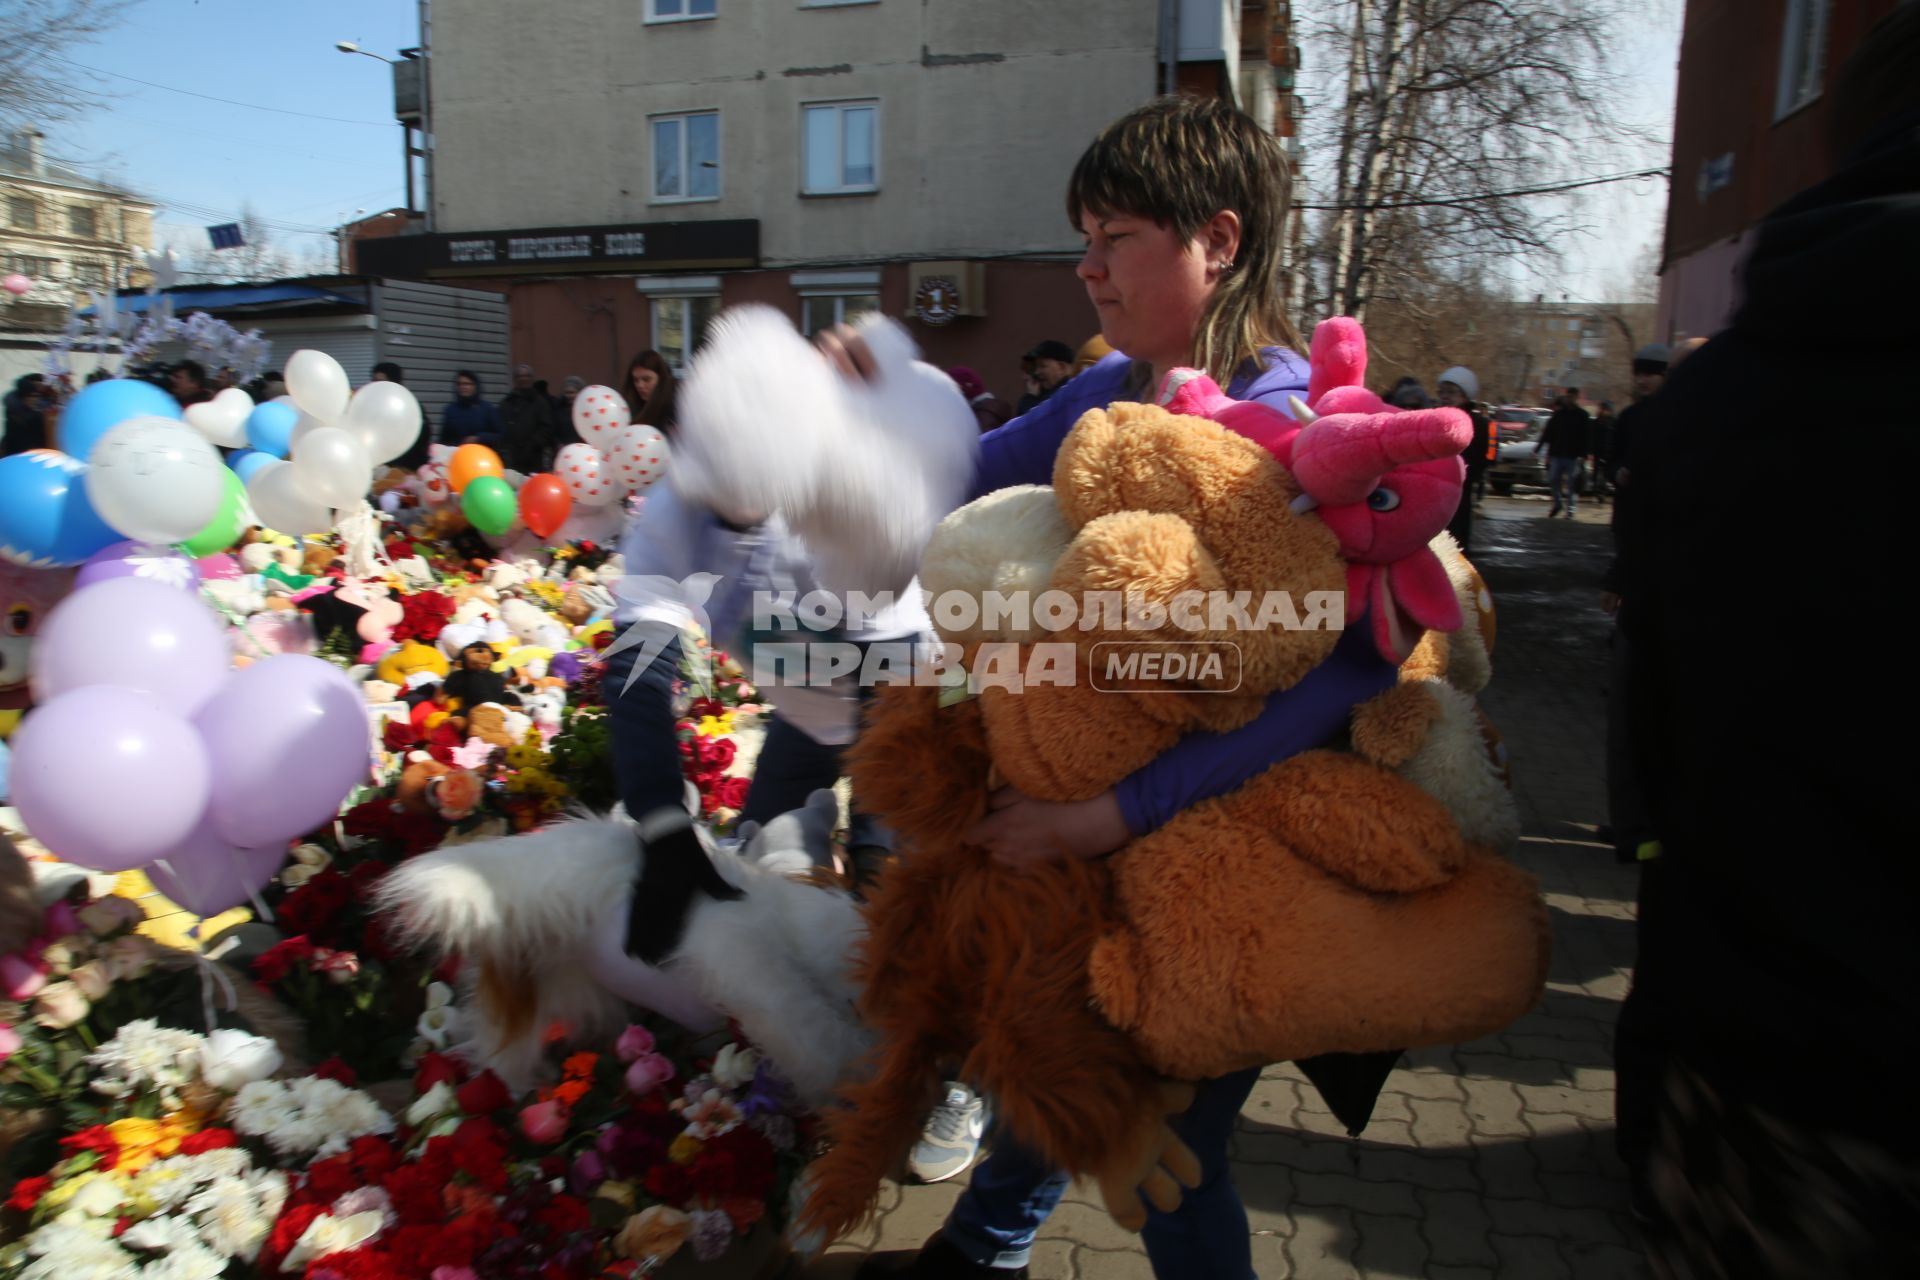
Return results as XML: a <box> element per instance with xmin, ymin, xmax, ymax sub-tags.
<box><xmin>455</xmin><ymin>1070</ymin><xmax>511</xmax><ymax>1115</ymax></box>
<box><xmin>253</xmin><ymin>935</ymin><xmax>317</xmax><ymax>985</ymax></box>
<box><xmin>278</xmin><ymin>871</ymin><xmax>355</xmax><ymax>940</ymax></box>
<box><xmin>59</xmin><ymin>1125</ymin><xmax>119</xmax><ymax>1171</ymax></box>
<box><xmin>5</xmin><ymin>1175</ymin><xmax>50</xmax><ymax>1212</ymax></box>
<box><xmin>699</xmin><ymin>789</ymin><xmax>721</xmax><ymax>817</ymax></box>
<box><xmin>347</xmin><ymin>861</ymin><xmax>389</xmax><ymax>900</ymax></box>
<box><xmin>311</xmin><ymin>1058</ymin><xmax>358</xmax><ymax>1087</ymax></box>
<box><xmin>689</xmin><ymin>1146</ymin><xmax>736</xmax><ymax>1199</ymax></box>
<box><xmin>590</xmin><ymin>630</ymin><xmax>614</xmax><ymax>652</ymax></box>
<box><xmin>383</xmin><ymin>1164</ymin><xmax>446</xmax><ymax>1226</ymax></box>
<box><xmin>536</xmin><ymin>1194</ymin><xmax>591</xmax><ymax>1236</ymax></box>
<box><xmin>381</xmin><ymin>719</ymin><xmax>418</xmax><ymax>753</ymax></box>
<box><xmin>414</xmin><ymin>1051</ymin><xmax>468</xmax><ymax>1094</ymax></box>
<box><xmin>715</xmin><ymin>776</ymin><xmax>750</xmax><ymax>811</ymax></box>
<box><xmin>394</xmin><ymin>591</ymin><xmax>456</xmax><ymax>644</ymax></box>
<box><xmin>643</xmin><ymin>1161</ymin><xmax>691</xmax><ymax>1204</ymax></box>
<box><xmin>706</xmin><ymin>1126</ymin><xmax>776</xmax><ymax>1199</ymax></box>
<box><xmin>177</xmin><ymin>1128</ymin><xmax>238</xmax><ymax>1156</ymax></box>
<box><xmin>306</xmin><ymin>1248</ymin><xmax>403</xmax><ymax>1280</ymax></box>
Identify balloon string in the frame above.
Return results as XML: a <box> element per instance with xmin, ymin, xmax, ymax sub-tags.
<box><xmin>193</xmin><ymin>936</ymin><xmax>241</xmax><ymax>1033</ymax></box>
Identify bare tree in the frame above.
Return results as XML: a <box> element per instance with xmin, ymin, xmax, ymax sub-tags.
<box><xmin>179</xmin><ymin>205</ymin><xmax>300</xmax><ymax>284</ymax></box>
<box><xmin>1299</xmin><ymin>0</ymin><xmax>1628</xmax><ymax>324</ymax></box>
<box><xmin>0</xmin><ymin>0</ymin><xmax>138</xmax><ymax>135</ymax></box>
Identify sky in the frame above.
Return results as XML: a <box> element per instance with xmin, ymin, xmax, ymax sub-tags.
<box><xmin>38</xmin><ymin>0</ymin><xmax>1682</xmax><ymax>302</ymax></box>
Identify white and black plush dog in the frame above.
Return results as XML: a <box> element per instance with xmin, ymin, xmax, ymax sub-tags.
<box><xmin>376</xmin><ymin>791</ymin><xmax>871</xmax><ymax>1106</ymax></box>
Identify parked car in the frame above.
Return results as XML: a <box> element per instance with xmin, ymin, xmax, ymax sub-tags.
<box><xmin>1486</xmin><ymin>407</ymin><xmax>1550</xmax><ymax>494</ymax></box>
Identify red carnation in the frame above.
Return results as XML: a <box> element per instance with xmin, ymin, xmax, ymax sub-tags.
<box><xmin>414</xmin><ymin>1051</ymin><xmax>468</xmax><ymax>1093</ymax></box>
<box><xmin>253</xmin><ymin>935</ymin><xmax>317</xmax><ymax>985</ymax></box>
<box><xmin>302</xmin><ymin>1153</ymin><xmax>358</xmax><ymax>1204</ymax></box>
<box><xmin>381</xmin><ymin>719</ymin><xmax>419</xmax><ymax>754</ymax></box>
<box><xmin>455</xmin><ymin>1070</ymin><xmax>511</xmax><ymax>1115</ymax></box>
<box><xmin>311</xmin><ymin>1058</ymin><xmax>358</xmax><ymax>1087</ymax></box>
<box><xmin>383</xmin><ymin>1164</ymin><xmax>446</xmax><ymax>1226</ymax></box>
<box><xmin>5</xmin><ymin>1175</ymin><xmax>50</xmax><ymax>1212</ymax></box>
<box><xmin>178</xmin><ymin>1127</ymin><xmax>238</xmax><ymax>1156</ymax></box>
<box><xmin>394</xmin><ymin>591</ymin><xmax>456</xmax><ymax>644</ymax></box>
<box><xmin>348</xmin><ymin>1134</ymin><xmax>399</xmax><ymax>1181</ymax></box>
<box><xmin>278</xmin><ymin>870</ymin><xmax>355</xmax><ymax>939</ymax></box>
<box><xmin>263</xmin><ymin>1204</ymin><xmax>326</xmax><ymax>1271</ymax></box>
<box><xmin>689</xmin><ymin>1146</ymin><xmax>736</xmax><ymax>1199</ymax></box>
<box><xmin>59</xmin><ymin>1124</ymin><xmax>119</xmax><ymax>1171</ymax></box>
<box><xmin>307</xmin><ymin>1248</ymin><xmax>403</xmax><ymax>1280</ymax></box>
<box><xmin>643</xmin><ymin>1161</ymin><xmax>692</xmax><ymax>1204</ymax></box>
<box><xmin>536</xmin><ymin>1194</ymin><xmax>591</xmax><ymax>1236</ymax></box>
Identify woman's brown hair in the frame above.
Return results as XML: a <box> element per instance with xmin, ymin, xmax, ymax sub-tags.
<box><xmin>1066</xmin><ymin>94</ymin><xmax>1302</xmax><ymax>385</ymax></box>
<box><xmin>622</xmin><ymin>349</ymin><xmax>678</xmax><ymax>432</ymax></box>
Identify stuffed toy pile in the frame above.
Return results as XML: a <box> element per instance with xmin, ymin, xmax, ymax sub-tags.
<box><xmin>797</xmin><ymin>321</ymin><xmax>1547</xmax><ymax>1242</ymax></box>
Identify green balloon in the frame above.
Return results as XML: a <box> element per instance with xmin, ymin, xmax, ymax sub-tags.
<box><xmin>178</xmin><ymin>467</ymin><xmax>248</xmax><ymax>558</ymax></box>
<box><xmin>462</xmin><ymin>475</ymin><xmax>518</xmax><ymax>536</ymax></box>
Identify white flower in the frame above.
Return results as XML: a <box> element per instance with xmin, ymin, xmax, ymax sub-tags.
<box><xmin>198</xmin><ymin>1029</ymin><xmax>283</xmax><ymax>1091</ymax></box>
<box><xmin>66</xmin><ymin>1175</ymin><xmax>130</xmax><ymax>1222</ymax></box>
<box><xmin>711</xmin><ymin>1043</ymin><xmax>760</xmax><ymax>1090</ymax></box>
<box><xmin>282</xmin><ymin>1210</ymin><xmax>387</xmax><ymax>1273</ymax></box>
<box><xmin>121</xmin><ymin>1213</ymin><xmax>200</xmax><ymax>1253</ymax></box>
<box><xmin>415</xmin><ymin>1003</ymin><xmax>457</xmax><ymax>1048</ymax></box>
<box><xmin>331</xmin><ymin>1185</ymin><xmax>394</xmax><ymax>1228</ymax></box>
<box><xmin>17</xmin><ymin>1222</ymin><xmax>133</xmax><ymax>1280</ymax></box>
<box><xmin>144</xmin><ymin>1241</ymin><xmax>228</xmax><ymax>1280</ymax></box>
<box><xmin>86</xmin><ymin>1019</ymin><xmax>203</xmax><ymax>1103</ymax></box>
<box><xmin>406</xmin><ymin>1079</ymin><xmax>456</xmax><ymax>1127</ymax></box>
<box><xmin>424</xmin><ymin>981</ymin><xmax>454</xmax><ymax>1010</ymax></box>
<box><xmin>227</xmin><ymin>1079</ymin><xmax>296</xmax><ymax>1140</ymax></box>
<box><xmin>229</xmin><ymin>1076</ymin><xmax>392</xmax><ymax>1159</ymax></box>
<box><xmin>185</xmin><ymin>1172</ymin><xmax>281</xmax><ymax>1259</ymax></box>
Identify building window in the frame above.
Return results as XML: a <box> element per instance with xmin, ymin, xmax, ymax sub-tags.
<box><xmin>637</xmin><ymin>277</ymin><xmax>723</xmax><ymax>373</ymax></box>
<box><xmin>652</xmin><ymin>111</ymin><xmax>721</xmax><ymax>202</ymax></box>
<box><xmin>800</xmin><ymin>294</ymin><xmax>879</xmax><ymax>335</ymax></box>
<box><xmin>646</xmin><ymin>0</ymin><xmax>716</xmax><ymax>22</ymax></box>
<box><xmin>8</xmin><ymin>255</ymin><xmax>56</xmax><ymax>277</ymax></box>
<box><xmin>68</xmin><ymin>206</ymin><xmax>98</xmax><ymax>238</ymax></box>
<box><xmin>70</xmin><ymin>263</ymin><xmax>109</xmax><ymax>288</ymax></box>
<box><xmin>802</xmin><ymin>100</ymin><xmax>878</xmax><ymax>194</ymax></box>
<box><xmin>1775</xmin><ymin>0</ymin><xmax>1831</xmax><ymax>120</ymax></box>
<box><xmin>8</xmin><ymin>196</ymin><xmax>36</xmax><ymax>230</ymax></box>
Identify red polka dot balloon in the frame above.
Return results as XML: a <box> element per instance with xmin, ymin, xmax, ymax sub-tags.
<box><xmin>605</xmin><ymin>425</ymin><xmax>670</xmax><ymax>495</ymax></box>
<box><xmin>556</xmin><ymin>442</ymin><xmax>618</xmax><ymax>508</ymax></box>
<box><xmin>570</xmin><ymin>385</ymin><xmax>631</xmax><ymax>446</ymax></box>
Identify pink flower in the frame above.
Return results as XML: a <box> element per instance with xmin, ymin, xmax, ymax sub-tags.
<box><xmin>42</xmin><ymin>900</ymin><xmax>81</xmax><ymax>939</ymax></box>
<box><xmin>615</xmin><ymin>1025</ymin><xmax>656</xmax><ymax>1063</ymax></box>
<box><xmin>432</xmin><ymin>1270</ymin><xmax>479</xmax><ymax>1280</ymax></box>
<box><xmin>0</xmin><ymin>1022</ymin><xmax>20</xmax><ymax>1064</ymax></box>
<box><xmin>520</xmin><ymin>1098</ymin><xmax>569</xmax><ymax>1145</ymax></box>
<box><xmin>0</xmin><ymin>952</ymin><xmax>47</xmax><ymax>1002</ymax></box>
<box><xmin>624</xmin><ymin>1052</ymin><xmax>675</xmax><ymax>1096</ymax></box>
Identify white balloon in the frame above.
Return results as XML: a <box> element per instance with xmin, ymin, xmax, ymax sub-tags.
<box><xmin>290</xmin><ymin>426</ymin><xmax>372</xmax><ymax>509</ymax></box>
<box><xmin>87</xmin><ymin>416</ymin><xmax>226</xmax><ymax>544</ymax></box>
<box><xmin>288</xmin><ymin>409</ymin><xmax>332</xmax><ymax>453</ymax></box>
<box><xmin>183</xmin><ymin>387</ymin><xmax>255</xmax><ymax>449</ymax></box>
<box><xmin>341</xmin><ymin>381</ymin><xmax>422</xmax><ymax>464</ymax></box>
<box><xmin>570</xmin><ymin>385</ymin><xmax>631</xmax><ymax>444</ymax></box>
<box><xmin>555</xmin><ymin>442</ymin><xmax>616</xmax><ymax>507</ymax></box>
<box><xmin>247</xmin><ymin>460</ymin><xmax>334</xmax><ymax>535</ymax></box>
<box><xmin>605</xmin><ymin>425</ymin><xmax>670</xmax><ymax>494</ymax></box>
<box><xmin>285</xmin><ymin>350</ymin><xmax>351</xmax><ymax>424</ymax></box>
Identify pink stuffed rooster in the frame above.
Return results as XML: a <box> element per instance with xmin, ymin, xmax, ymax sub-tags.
<box><xmin>1159</xmin><ymin>316</ymin><xmax>1471</xmax><ymax>665</ymax></box>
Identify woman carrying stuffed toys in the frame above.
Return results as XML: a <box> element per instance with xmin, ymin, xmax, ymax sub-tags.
<box><xmin>823</xmin><ymin>95</ymin><xmax>1403</xmax><ymax>1280</ymax></box>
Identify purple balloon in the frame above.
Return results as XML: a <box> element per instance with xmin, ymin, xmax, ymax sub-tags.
<box><xmin>74</xmin><ymin>540</ymin><xmax>202</xmax><ymax>593</ymax></box>
<box><xmin>10</xmin><ymin>685</ymin><xmax>211</xmax><ymax>872</ymax></box>
<box><xmin>32</xmin><ymin>575</ymin><xmax>230</xmax><ymax>716</ymax></box>
<box><xmin>147</xmin><ymin>813</ymin><xmax>286</xmax><ymax>918</ymax></box>
<box><xmin>194</xmin><ymin>655</ymin><xmax>372</xmax><ymax>848</ymax></box>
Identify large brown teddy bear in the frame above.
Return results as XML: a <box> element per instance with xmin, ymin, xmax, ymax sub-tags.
<box><xmin>798</xmin><ymin>402</ymin><xmax>1547</xmax><ymax>1243</ymax></box>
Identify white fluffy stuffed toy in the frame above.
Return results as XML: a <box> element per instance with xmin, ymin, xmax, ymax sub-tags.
<box><xmin>672</xmin><ymin>305</ymin><xmax>978</xmax><ymax>599</ymax></box>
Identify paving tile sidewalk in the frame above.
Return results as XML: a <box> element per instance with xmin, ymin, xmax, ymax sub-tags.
<box><xmin>816</xmin><ymin>500</ymin><xmax>1644</xmax><ymax>1278</ymax></box>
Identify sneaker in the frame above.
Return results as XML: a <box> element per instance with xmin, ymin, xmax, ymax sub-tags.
<box><xmin>858</xmin><ymin>1234</ymin><xmax>1027</xmax><ymax>1278</ymax></box>
<box><xmin>908</xmin><ymin>1083</ymin><xmax>986</xmax><ymax>1183</ymax></box>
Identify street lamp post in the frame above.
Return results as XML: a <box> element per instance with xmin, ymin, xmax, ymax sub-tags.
<box><xmin>336</xmin><ymin>38</ymin><xmax>429</xmax><ymax>227</ymax></box>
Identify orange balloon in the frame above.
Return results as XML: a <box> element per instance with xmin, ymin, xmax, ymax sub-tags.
<box><xmin>447</xmin><ymin>443</ymin><xmax>503</xmax><ymax>494</ymax></box>
<box><xmin>518</xmin><ymin>473</ymin><xmax>574</xmax><ymax>539</ymax></box>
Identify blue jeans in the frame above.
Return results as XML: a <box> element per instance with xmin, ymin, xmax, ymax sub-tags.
<box><xmin>944</xmin><ymin>1068</ymin><xmax>1261</xmax><ymax>1278</ymax></box>
<box><xmin>603</xmin><ymin>633</ymin><xmax>690</xmax><ymax>819</ymax></box>
<box><xmin>1548</xmin><ymin>456</ymin><xmax>1582</xmax><ymax>512</ymax></box>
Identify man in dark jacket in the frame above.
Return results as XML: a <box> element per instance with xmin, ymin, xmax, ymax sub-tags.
<box><xmin>1534</xmin><ymin>388</ymin><xmax>1592</xmax><ymax>517</ymax></box>
<box><xmin>2</xmin><ymin>374</ymin><xmax>49</xmax><ymax>456</ymax></box>
<box><xmin>499</xmin><ymin>363</ymin><xmax>561</xmax><ymax>473</ymax></box>
<box><xmin>1612</xmin><ymin>11</ymin><xmax>1920</xmax><ymax>1273</ymax></box>
<box><xmin>1435</xmin><ymin>365</ymin><xmax>1488</xmax><ymax>552</ymax></box>
<box><xmin>442</xmin><ymin>370</ymin><xmax>502</xmax><ymax>449</ymax></box>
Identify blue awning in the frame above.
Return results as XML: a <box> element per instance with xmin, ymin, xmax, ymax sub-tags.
<box><xmin>81</xmin><ymin>282</ymin><xmax>368</xmax><ymax>317</ymax></box>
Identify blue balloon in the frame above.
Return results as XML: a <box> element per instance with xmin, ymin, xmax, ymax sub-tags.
<box><xmin>228</xmin><ymin>448</ymin><xmax>278</xmax><ymax>483</ymax></box>
<box><xmin>58</xmin><ymin>378</ymin><xmax>182</xmax><ymax>463</ymax></box>
<box><xmin>246</xmin><ymin>400</ymin><xmax>299</xmax><ymax>458</ymax></box>
<box><xmin>0</xmin><ymin>450</ymin><xmax>121</xmax><ymax>568</ymax></box>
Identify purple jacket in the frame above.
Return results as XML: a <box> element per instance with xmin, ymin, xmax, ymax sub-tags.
<box><xmin>971</xmin><ymin>349</ymin><xmax>1398</xmax><ymax>835</ymax></box>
